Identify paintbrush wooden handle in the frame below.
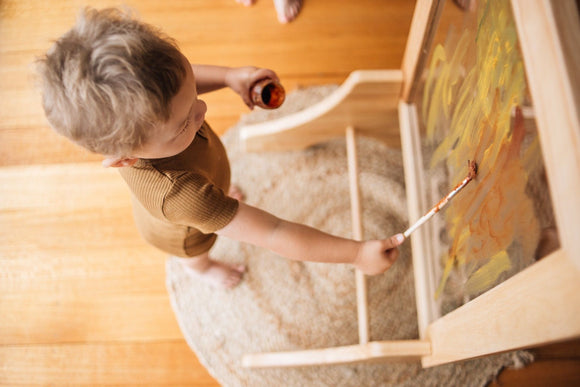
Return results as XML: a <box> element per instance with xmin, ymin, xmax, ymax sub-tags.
<box><xmin>403</xmin><ymin>169</ymin><xmax>475</xmax><ymax>238</ymax></box>
<box><xmin>403</xmin><ymin>209</ymin><xmax>437</xmax><ymax>238</ymax></box>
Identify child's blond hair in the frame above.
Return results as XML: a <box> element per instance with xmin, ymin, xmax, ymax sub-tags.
<box><xmin>37</xmin><ymin>7</ymin><xmax>187</xmax><ymax>156</ymax></box>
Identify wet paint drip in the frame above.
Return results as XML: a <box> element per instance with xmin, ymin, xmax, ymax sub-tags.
<box><xmin>422</xmin><ymin>0</ymin><xmax>541</xmax><ymax>299</ymax></box>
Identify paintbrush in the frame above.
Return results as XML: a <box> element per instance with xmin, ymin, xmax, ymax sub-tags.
<box><xmin>403</xmin><ymin>160</ymin><xmax>478</xmax><ymax>239</ymax></box>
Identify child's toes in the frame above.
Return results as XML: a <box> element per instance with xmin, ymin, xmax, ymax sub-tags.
<box><xmin>236</xmin><ymin>0</ymin><xmax>255</xmax><ymax>6</ymax></box>
<box><xmin>225</xmin><ymin>271</ymin><xmax>244</xmax><ymax>288</ymax></box>
<box><xmin>228</xmin><ymin>185</ymin><xmax>245</xmax><ymax>201</ymax></box>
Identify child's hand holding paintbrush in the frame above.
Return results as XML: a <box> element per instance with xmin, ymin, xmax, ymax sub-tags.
<box><xmin>353</xmin><ymin>160</ymin><xmax>477</xmax><ymax>275</ymax></box>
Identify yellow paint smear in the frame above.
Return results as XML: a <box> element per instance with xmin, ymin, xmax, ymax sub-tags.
<box><xmin>423</xmin><ymin>0</ymin><xmax>541</xmax><ymax>299</ymax></box>
<box><xmin>464</xmin><ymin>250</ymin><xmax>511</xmax><ymax>295</ymax></box>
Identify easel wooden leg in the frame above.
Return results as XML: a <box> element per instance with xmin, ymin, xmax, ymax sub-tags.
<box><xmin>346</xmin><ymin>126</ymin><xmax>369</xmax><ymax>344</ymax></box>
<box><xmin>398</xmin><ymin>102</ymin><xmax>441</xmax><ymax>337</ymax></box>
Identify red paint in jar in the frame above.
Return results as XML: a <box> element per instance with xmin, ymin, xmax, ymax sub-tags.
<box><xmin>251</xmin><ymin>79</ymin><xmax>285</xmax><ymax>109</ymax></box>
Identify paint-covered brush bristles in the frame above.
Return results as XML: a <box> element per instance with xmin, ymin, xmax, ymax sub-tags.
<box><xmin>467</xmin><ymin>160</ymin><xmax>478</xmax><ymax>179</ymax></box>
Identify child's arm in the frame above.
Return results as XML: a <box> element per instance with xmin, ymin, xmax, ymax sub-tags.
<box><xmin>217</xmin><ymin>202</ymin><xmax>405</xmax><ymax>275</ymax></box>
<box><xmin>192</xmin><ymin>64</ymin><xmax>279</xmax><ymax>108</ymax></box>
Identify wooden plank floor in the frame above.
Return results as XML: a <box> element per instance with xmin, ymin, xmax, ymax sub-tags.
<box><xmin>1</xmin><ymin>0</ymin><xmax>578</xmax><ymax>385</ymax></box>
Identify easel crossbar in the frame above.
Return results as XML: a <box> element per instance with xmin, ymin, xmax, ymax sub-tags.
<box><xmin>242</xmin><ymin>340</ymin><xmax>431</xmax><ymax>368</ymax></box>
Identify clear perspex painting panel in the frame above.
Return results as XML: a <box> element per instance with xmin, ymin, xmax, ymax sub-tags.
<box><xmin>415</xmin><ymin>0</ymin><xmax>560</xmax><ymax>315</ymax></box>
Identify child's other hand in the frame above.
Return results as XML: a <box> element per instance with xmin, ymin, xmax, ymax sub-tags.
<box><xmin>225</xmin><ymin>66</ymin><xmax>280</xmax><ymax>109</ymax></box>
<box><xmin>354</xmin><ymin>234</ymin><xmax>405</xmax><ymax>275</ymax></box>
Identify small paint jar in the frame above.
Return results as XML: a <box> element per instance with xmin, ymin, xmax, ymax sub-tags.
<box><xmin>251</xmin><ymin>78</ymin><xmax>286</xmax><ymax>109</ymax></box>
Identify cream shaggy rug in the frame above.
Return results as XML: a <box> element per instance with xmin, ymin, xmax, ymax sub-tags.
<box><xmin>166</xmin><ymin>86</ymin><xmax>532</xmax><ymax>387</ymax></box>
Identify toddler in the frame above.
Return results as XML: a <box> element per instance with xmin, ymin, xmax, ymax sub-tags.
<box><xmin>37</xmin><ymin>8</ymin><xmax>404</xmax><ymax>289</ymax></box>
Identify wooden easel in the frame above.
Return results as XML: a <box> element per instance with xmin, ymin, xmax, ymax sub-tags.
<box><xmin>240</xmin><ymin>0</ymin><xmax>580</xmax><ymax>368</ymax></box>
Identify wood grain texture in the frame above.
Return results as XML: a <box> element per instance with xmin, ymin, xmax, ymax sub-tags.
<box><xmin>346</xmin><ymin>127</ymin><xmax>369</xmax><ymax>345</ymax></box>
<box><xmin>0</xmin><ymin>164</ymin><xmax>182</xmax><ymax>346</ymax></box>
<box><xmin>400</xmin><ymin>0</ymin><xmax>445</xmax><ymax>102</ymax></box>
<box><xmin>511</xmin><ymin>0</ymin><xmax>580</xmax><ymax>269</ymax></box>
<box><xmin>0</xmin><ymin>0</ymin><xmax>413</xmax><ymax>166</ymax></box>
<box><xmin>242</xmin><ymin>340</ymin><xmax>431</xmax><ymax>368</ymax></box>
<box><xmin>489</xmin><ymin>338</ymin><xmax>580</xmax><ymax>387</ymax></box>
<box><xmin>398</xmin><ymin>102</ymin><xmax>441</xmax><ymax>338</ymax></box>
<box><xmin>0</xmin><ymin>341</ymin><xmax>212</xmax><ymax>385</ymax></box>
<box><xmin>423</xmin><ymin>250</ymin><xmax>580</xmax><ymax>368</ymax></box>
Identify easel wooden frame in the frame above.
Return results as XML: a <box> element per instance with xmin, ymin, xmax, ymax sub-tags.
<box><xmin>241</xmin><ymin>0</ymin><xmax>580</xmax><ymax>368</ymax></box>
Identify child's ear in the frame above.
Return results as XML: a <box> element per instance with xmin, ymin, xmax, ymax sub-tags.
<box><xmin>102</xmin><ymin>157</ymin><xmax>138</xmax><ymax>168</ymax></box>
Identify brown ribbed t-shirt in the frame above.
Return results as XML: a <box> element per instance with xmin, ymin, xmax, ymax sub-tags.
<box><xmin>119</xmin><ymin>122</ymin><xmax>239</xmax><ymax>257</ymax></box>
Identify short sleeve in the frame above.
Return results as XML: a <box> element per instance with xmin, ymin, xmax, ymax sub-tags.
<box><xmin>162</xmin><ymin>173</ymin><xmax>239</xmax><ymax>234</ymax></box>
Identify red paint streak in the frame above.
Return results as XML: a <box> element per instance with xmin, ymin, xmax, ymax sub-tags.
<box><xmin>433</xmin><ymin>160</ymin><xmax>478</xmax><ymax>213</ymax></box>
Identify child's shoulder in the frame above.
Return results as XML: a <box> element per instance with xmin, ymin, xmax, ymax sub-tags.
<box><xmin>121</xmin><ymin>160</ymin><xmax>188</xmax><ymax>182</ymax></box>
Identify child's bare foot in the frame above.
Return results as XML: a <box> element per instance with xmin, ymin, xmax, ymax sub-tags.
<box><xmin>236</xmin><ymin>0</ymin><xmax>256</xmax><ymax>6</ymax></box>
<box><xmin>229</xmin><ymin>185</ymin><xmax>245</xmax><ymax>201</ymax></box>
<box><xmin>177</xmin><ymin>254</ymin><xmax>246</xmax><ymax>289</ymax></box>
<box><xmin>195</xmin><ymin>261</ymin><xmax>245</xmax><ymax>289</ymax></box>
<box><xmin>274</xmin><ymin>0</ymin><xmax>302</xmax><ymax>23</ymax></box>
